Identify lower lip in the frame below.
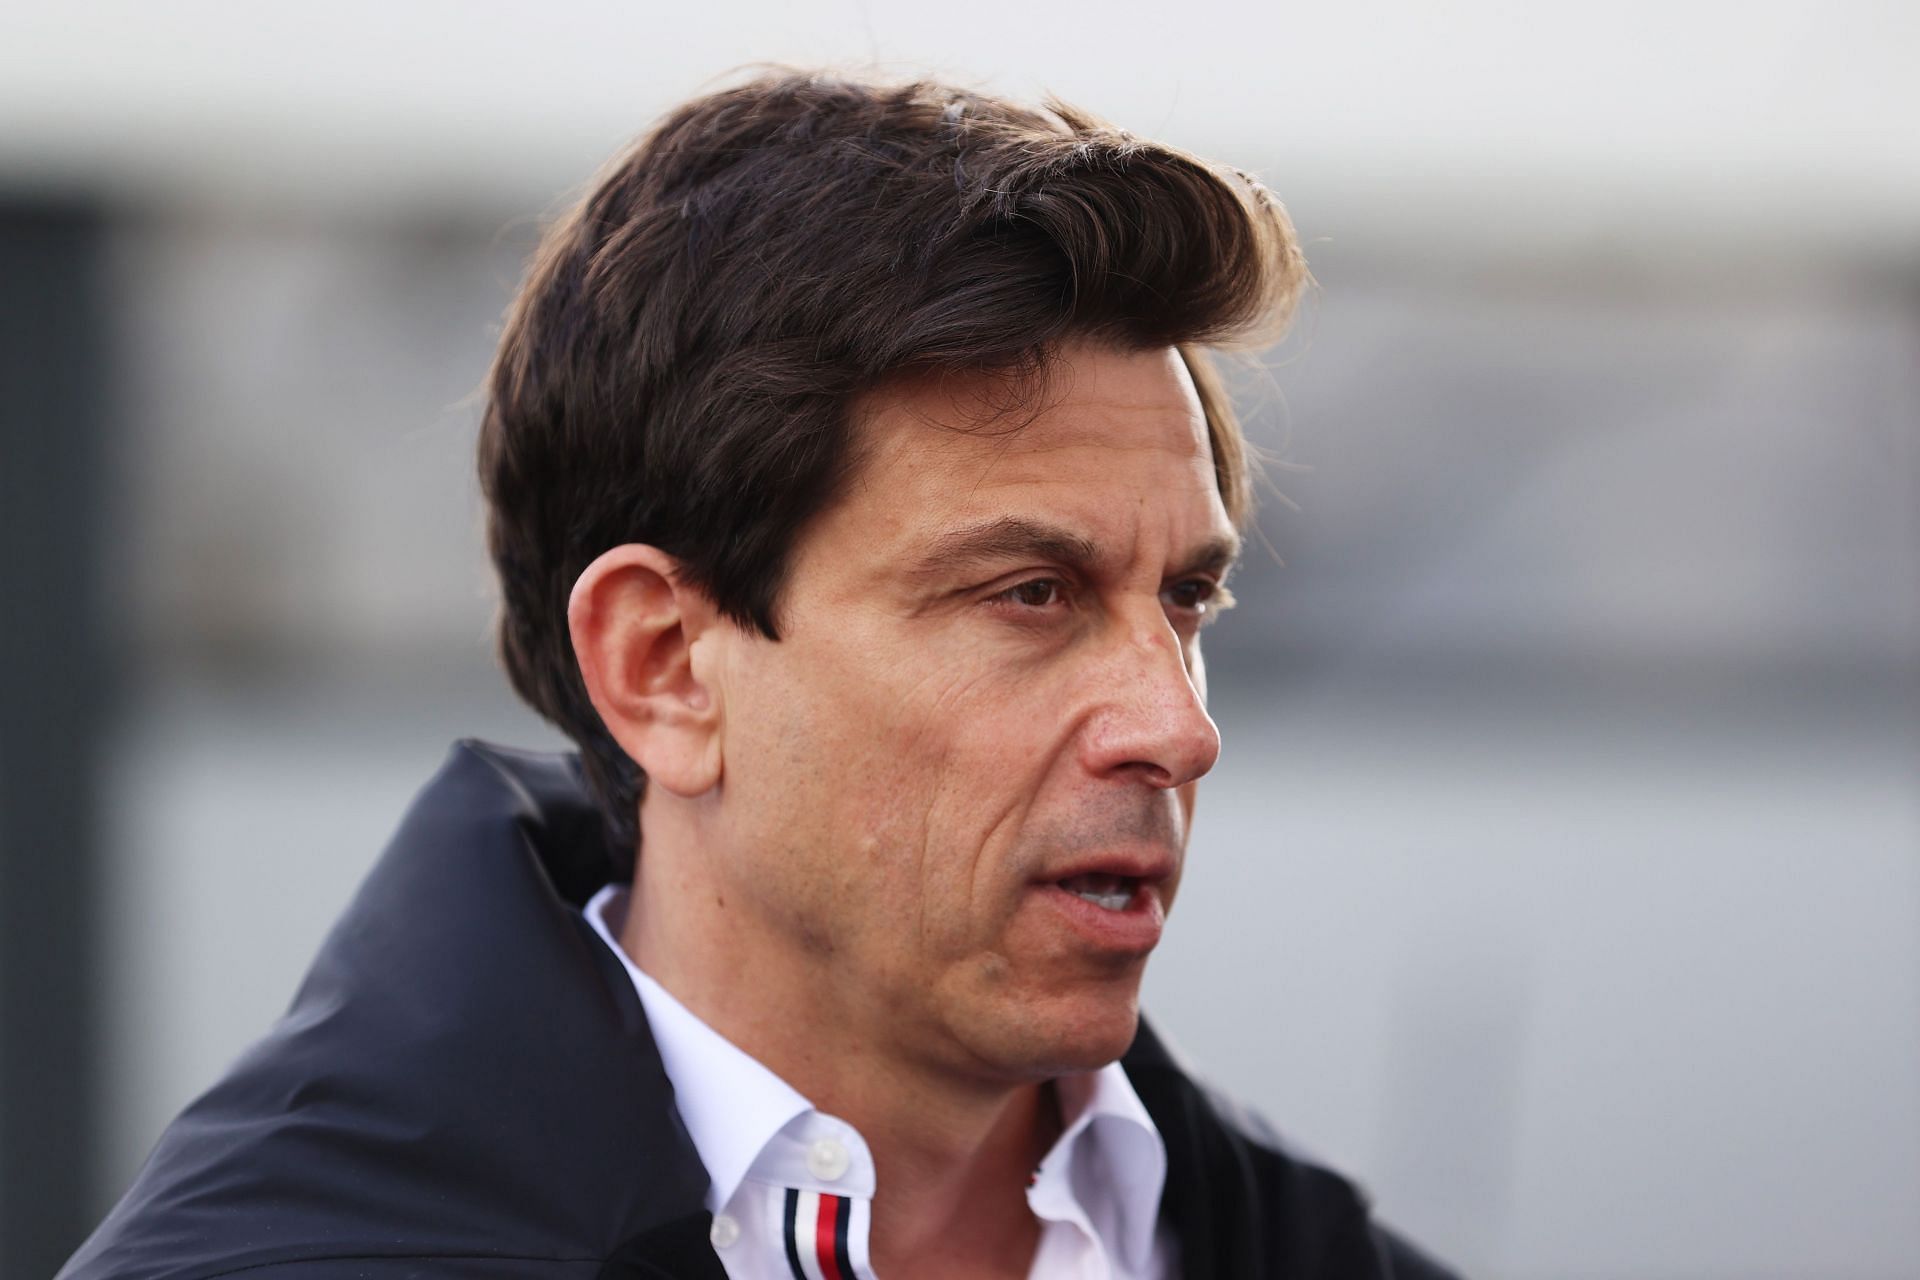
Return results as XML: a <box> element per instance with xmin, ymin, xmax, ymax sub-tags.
<box><xmin>1036</xmin><ymin>883</ymin><xmax>1166</xmax><ymax>954</ymax></box>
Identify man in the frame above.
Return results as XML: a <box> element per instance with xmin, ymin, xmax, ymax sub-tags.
<box><xmin>63</xmin><ymin>72</ymin><xmax>1458</xmax><ymax>1279</ymax></box>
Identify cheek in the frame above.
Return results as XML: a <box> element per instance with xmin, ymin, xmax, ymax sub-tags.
<box><xmin>849</xmin><ymin>677</ymin><xmax>1062</xmax><ymax>956</ymax></box>
<box><xmin>723</xmin><ymin>643</ymin><xmax>964</xmax><ymax>896</ymax></box>
<box><xmin>725</xmin><ymin>625</ymin><xmax>1078</xmax><ymax>952</ymax></box>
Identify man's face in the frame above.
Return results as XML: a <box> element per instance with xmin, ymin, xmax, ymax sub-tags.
<box><xmin>706</xmin><ymin>342</ymin><xmax>1237</xmax><ymax>1083</ymax></box>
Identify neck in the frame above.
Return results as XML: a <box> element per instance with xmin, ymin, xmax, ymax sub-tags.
<box><xmin>625</xmin><ymin>799</ymin><xmax>1055</xmax><ymax>1278</ymax></box>
<box><xmin>859</xmin><ymin>1079</ymin><xmax>1059</xmax><ymax>1278</ymax></box>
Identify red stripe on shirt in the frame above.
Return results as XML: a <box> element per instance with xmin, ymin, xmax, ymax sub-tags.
<box><xmin>815</xmin><ymin>1193</ymin><xmax>845</xmax><ymax>1280</ymax></box>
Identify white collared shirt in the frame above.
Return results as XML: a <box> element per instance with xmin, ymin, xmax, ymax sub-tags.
<box><xmin>585</xmin><ymin>884</ymin><xmax>1175</xmax><ymax>1279</ymax></box>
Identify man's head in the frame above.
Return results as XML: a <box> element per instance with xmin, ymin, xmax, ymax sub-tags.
<box><xmin>479</xmin><ymin>69</ymin><xmax>1305</xmax><ymax>1077</ymax></box>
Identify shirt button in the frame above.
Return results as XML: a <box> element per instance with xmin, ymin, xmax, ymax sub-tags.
<box><xmin>807</xmin><ymin>1136</ymin><xmax>851</xmax><ymax>1182</ymax></box>
<box><xmin>709</xmin><ymin>1213</ymin><xmax>740</xmax><ymax>1249</ymax></box>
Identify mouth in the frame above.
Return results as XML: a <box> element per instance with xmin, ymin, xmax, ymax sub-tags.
<box><xmin>1057</xmin><ymin>871</ymin><xmax>1141</xmax><ymax>912</ymax></box>
<box><xmin>1035</xmin><ymin>861</ymin><xmax>1172</xmax><ymax>955</ymax></box>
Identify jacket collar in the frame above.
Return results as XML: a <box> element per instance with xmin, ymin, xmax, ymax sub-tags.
<box><xmin>89</xmin><ymin>740</ymin><xmax>725</xmax><ymax>1278</ymax></box>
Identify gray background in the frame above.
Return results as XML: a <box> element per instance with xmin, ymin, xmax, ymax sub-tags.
<box><xmin>4</xmin><ymin>4</ymin><xmax>1917</xmax><ymax>1277</ymax></box>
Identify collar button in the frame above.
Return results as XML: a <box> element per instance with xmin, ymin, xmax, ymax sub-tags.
<box><xmin>807</xmin><ymin>1136</ymin><xmax>851</xmax><ymax>1182</ymax></box>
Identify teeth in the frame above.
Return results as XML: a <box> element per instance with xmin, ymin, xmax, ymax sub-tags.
<box><xmin>1061</xmin><ymin>872</ymin><xmax>1135</xmax><ymax>912</ymax></box>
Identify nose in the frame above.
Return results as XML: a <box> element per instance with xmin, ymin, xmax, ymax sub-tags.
<box><xmin>1082</xmin><ymin>614</ymin><xmax>1222</xmax><ymax>789</ymax></box>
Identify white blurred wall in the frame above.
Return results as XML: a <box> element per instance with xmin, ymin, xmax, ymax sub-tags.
<box><xmin>4</xmin><ymin>0</ymin><xmax>1919</xmax><ymax>251</ymax></box>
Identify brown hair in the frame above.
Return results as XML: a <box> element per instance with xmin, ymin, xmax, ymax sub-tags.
<box><xmin>479</xmin><ymin>69</ymin><xmax>1308</xmax><ymax>868</ymax></box>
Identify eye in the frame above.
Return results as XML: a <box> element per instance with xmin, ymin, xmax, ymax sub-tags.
<box><xmin>994</xmin><ymin>578</ymin><xmax>1067</xmax><ymax>610</ymax></box>
<box><xmin>1164</xmin><ymin>577</ymin><xmax>1233</xmax><ymax>619</ymax></box>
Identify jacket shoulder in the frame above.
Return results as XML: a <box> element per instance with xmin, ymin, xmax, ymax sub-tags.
<box><xmin>60</xmin><ymin>743</ymin><xmax>713</xmax><ymax>1280</ymax></box>
<box><xmin>66</xmin><ymin>1252</ymin><xmax>605</xmax><ymax>1280</ymax></box>
<box><xmin>1379</xmin><ymin>1230</ymin><xmax>1465</xmax><ymax>1280</ymax></box>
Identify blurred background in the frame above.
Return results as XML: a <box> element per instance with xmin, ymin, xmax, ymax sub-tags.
<box><xmin>2</xmin><ymin>2</ymin><xmax>1916</xmax><ymax>1277</ymax></box>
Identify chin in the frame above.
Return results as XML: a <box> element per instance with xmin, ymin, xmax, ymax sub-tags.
<box><xmin>985</xmin><ymin>983</ymin><xmax>1146</xmax><ymax>1081</ymax></box>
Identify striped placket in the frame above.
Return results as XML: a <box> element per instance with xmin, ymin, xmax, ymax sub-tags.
<box><xmin>780</xmin><ymin>1187</ymin><xmax>859</xmax><ymax>1280</ymax></box>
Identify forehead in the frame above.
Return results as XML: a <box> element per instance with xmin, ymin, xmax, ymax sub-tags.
<box><xmin>831</xmin><ymin>344</ymin><xmax>1230</xmax><ymax>554</ymax></box>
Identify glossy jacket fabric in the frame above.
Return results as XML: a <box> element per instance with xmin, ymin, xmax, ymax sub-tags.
<box><xmin>61</xmin><ymin>741</ymin><xmax>1460</xmax><ymax>1280</ymax></box>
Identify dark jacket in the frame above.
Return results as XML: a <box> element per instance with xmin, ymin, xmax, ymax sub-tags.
<box><xmin>62</xmin><ymin>740</ymin><xmax>1459</xmax><ymax>1280</ymax></box>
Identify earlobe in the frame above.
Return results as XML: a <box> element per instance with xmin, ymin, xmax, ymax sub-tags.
<box><xmin>567</xmin><ymin>545</ymin><xmax>724</xmax><ymax>798</ymax></box>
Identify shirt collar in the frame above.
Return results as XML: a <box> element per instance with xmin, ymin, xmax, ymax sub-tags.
<box><xmin>584</xmin><ymin>883</ymin><xmax>811</xmax><ymax>1213</ymax></box>
<box><xmin>1041</xmin><ymin>1059</ymin><xmax>1171</xmax><ymax>1271</ymax></box>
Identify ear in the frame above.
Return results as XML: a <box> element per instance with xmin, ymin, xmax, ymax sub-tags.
<box><xmin>567</xmin><ymin>544</ymin><xmax>724</xmax><ymax>798</ymax></box>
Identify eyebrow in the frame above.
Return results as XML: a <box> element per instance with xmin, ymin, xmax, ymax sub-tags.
<box><xmin>904</xmin><ymin>515</ymin><xmax>1242</xmax><ymax>583</ymax></box>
